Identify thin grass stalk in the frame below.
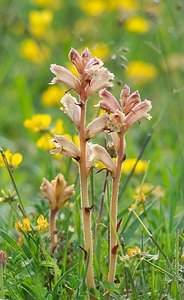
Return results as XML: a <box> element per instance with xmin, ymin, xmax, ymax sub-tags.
<box><xmin>107</xmin><ymin>134</ymin><xmax>125</xmax><ymax>283</ymax></box>
<box><xmin>49</xmin><ymin>209</ymin><xmax>58</xmax><ymax>252</ymax></box>
<box><xmin>78</xmin><ymin>101</ymin><xmax>95</xmax><ymax>297</ymax></box>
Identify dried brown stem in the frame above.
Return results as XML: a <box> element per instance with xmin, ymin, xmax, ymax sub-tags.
<box><xmin>49</xmin><ymin>209</ymin><xmax>58</xmax><ymax>253</ymax></box>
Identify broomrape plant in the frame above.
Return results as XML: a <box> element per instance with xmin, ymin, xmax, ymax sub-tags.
<box><xmin>49</xmin><ymin>48</ymin><xmax>152</xmax><ymax>299</ymax></box>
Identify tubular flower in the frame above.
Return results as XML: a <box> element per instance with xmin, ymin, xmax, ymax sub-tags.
<box><xmin>50</xmin><ymin>48</ymin><xmax>114</xmax><ymax>101</ymax></box>
<box><xmin>98</xmin><ymin>85</ymin><xmax>152</xmax><ymax>134</ymax></box>
<box><xmin>50</xmin><ymin>64</ymin><xmax>81</xmax><ymax>93</ymax></box>
<box><xmin>40</xmin><ymin>174</ymin><xmax>74</xmax><ymax>211</ymax></box>
<box><xmin>84</xmin><ymin>113</ymin><xmax>109</xmax><ymax>140</ymax></box>
<box><xmin>61</xmin><ymin>94</ymin><xmax>81</xmax><ymax>129</ymax></box>
<box><xmin>50</xmin><ymin>135</ymin><xmax>80</xmax><ymax>160</ymax></box>
<box><xmin>88</xmin><ymin>143</ymin><xmax>116</xmax><ymax>177</ymax></box>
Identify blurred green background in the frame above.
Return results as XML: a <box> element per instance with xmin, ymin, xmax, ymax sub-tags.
<box><xmin>0</xmin><ymin>0</ymin><xmax>184</xmax><ymax>217</ymax></box>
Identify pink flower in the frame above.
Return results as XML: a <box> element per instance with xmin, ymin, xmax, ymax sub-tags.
<box><xmin>61</xmin><ymin>94</ymin><xmax>81</xmax><ymax>129</ymax></box>
<box><xmin>50</xmin><ymin>48</ymin><xmax>114</xmax><ymax>100</ymax></box>
<box><xmin>69</xmin><ymin>47</ymin><xmax>91</xmax><ymax>74</ymax></box>
<box><xmin>88</xmin><ymin>143</ymin><xmax>116</xmax><ymax>177</ymax></box>
<box><xmin>98</xmin><ymin>85</ymin><xmax>152</xmax><ymax>133</ymax></box>
<box><xmin>50</xmin><ymin>64</ymin><xmax>80</xmax><ymax>93</ymax></box>
<box><xmin>84</xmin><ymin>114</ymin><xmax>109</xmax><ymax>140</ymax></box>
<box><xmin>50</xmin><ymin>135</ymin><xmax>80</xmax><ymax>160</ymax></box>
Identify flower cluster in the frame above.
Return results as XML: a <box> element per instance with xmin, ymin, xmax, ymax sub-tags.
<box><xmin>15</xmin><ymin>215</ymin><xmax>48</xmax><ymax>232</ymax></box>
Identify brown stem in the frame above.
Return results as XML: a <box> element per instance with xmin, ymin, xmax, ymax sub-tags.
<box><xmin>78</xmin><ymin>100</ymin><xmax>95</xmax><ymax>296</ymax></box>
<box><xmin>49</xmin><ymin>209</ymin><xmax>58</xmax><ymax>253</ymax></box>
<box><xmin>107</xmin><ymin>135</ymin><xmax>124</xmax><ymax>283</ymax></box>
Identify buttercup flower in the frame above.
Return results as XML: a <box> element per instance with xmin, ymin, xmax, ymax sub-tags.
<box><xmin>122</xmin><ymin>158</ymin><xmax>149</xmax><ymax>175</ymax></box>
<box><xmin>127</xmin><ymin>246</ymin><xmax>141</xmax><ymax>257</ymax></box>
<box><xmin>24</xmin><ymin>114</ymin><xmax>51</xmax><ymax>132</ymax></box>
<box><xmin>23</xmin><ymin>218</ymin><xmax>32</xmax><ymax>232</ymax></box>
<box><xmin>20</xmin><ymin>39</ymin><xmax>50</xmax><ymax>64</ymax></box>
<box><xmin>125</xmin><ymin>61</ymin><xmax>157</xmax><ymax>85</ymax></box>
<box><xmin>28</xmin><ymin>10</ymin><xmax>53</xmax><ymax>38</ymax></box>
<box><xmin>36</xmin><ymin>215</ymin><xmax>49</xmax><ymax>230</ymax></box>
<box><xmin>125</xmin><ymin>16</ymin><xmax>150</xmax><ymax>34</ymax></box>
<box><xmin>41</xmin><ymin>85</ymin><xmax>66</xmax><ymax>107</ymax></box>
<box><xmin>0</xmin><ymin>150</ymin><xmax>23</xmax><ymax>169</ymax></box>
<box><xmin>40</xmin><ymin>174</ymin><xmax>74</xmax><ymax>211</ymax></box>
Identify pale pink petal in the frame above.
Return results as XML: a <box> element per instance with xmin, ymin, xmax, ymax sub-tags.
<box><xmin>125</xmin><ymin>100</ymin><xmax>152</xmax><ymax>130</ymax></box>
<box><xmin>81</xmin><ymin>48</ymin><xmax>91</xmax><ymax>67</ymax></box>
<box><xmin>84</xmin><ymin>114</ymin><xmax>109</xmax><ymax>140</ymax></box>
<box><xmin>85</xmin><ymin>68</ymin><xmax>114</xmax><ymax>96</ymax></box>
<box><xmin>109</xmin><ymin>132</ymin><xmax>120</xmax><ymax>152</ymax></box>
<box><xmin>69</xmin><ymin>48</ymin><xmax>84</xmax><ymax>74</ymax></box>
<box><xmin>120</xmin><ymin>84</ymin><xmax>130</xmax><ymax>107</ymax></box>
<box><xmin>85</xmin><ymin>57</ymin><xmax>104</xmax><ymax>74</ymax></box>
<box><xmin>122</xmin><ymin>90</ymin><xmax>141</xmax><ymax>115</ymax></box>
<box><xmin>50</xmin><ymin>135</ymin><xmax>80</xmax><ymax>160</ymax></box>
<box><xmin>98</xmin><ymin>89</ymin><xmax>121</xmax><ymax>113</ymax></box>
<box><xmin>61</xmin><ymin>94</ymin><xmax>81</xmax><ymax>129</ymax></box>
<box><xmin>89</xmin><ymin>144</ymin><xmax>116</xmax><ymax>177</ymax></box>
<box><xmin>50</xmin><ymin>64</ymin><xmax>80</xmax><ymax>92</ymax></box>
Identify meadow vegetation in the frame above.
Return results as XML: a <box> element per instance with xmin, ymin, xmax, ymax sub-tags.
<box><xmin>0</xmin><ymin>0</ymin><xmax>184</xmax><ymax>299</ymax></box>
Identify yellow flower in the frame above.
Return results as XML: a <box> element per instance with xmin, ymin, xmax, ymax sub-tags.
<box><xmin>29</xmin><ymin>10</ymin><xmax>53</xmax><ymax>38</ymax></box>
<box><xmin>107</xmin><ymin>0</ymin><xmax>138</xmax><ymax>11</ymax></box>
<box><xmin>127</xmin><ymin>246</ymin><xmax>141</xmax><ymax>257</ymax></box>
<box><xmin>24</xmin><ymin>114</ymin><xmax>51</xmax><ymax>132</ymax></box>
<box><xmin>133</xmin><ymin>183</ymin><xmax>153</xmax><ymax>203</ymax></box>
<box><xmin>20</xmin><ymin>39</ymin><xmax>50</xmax><ymax>64</ymax></box>
<box><xmin>32</xmin><ymin>0</ymin><xmax>61</xmax><ymax>9</ymax></box>
<box><xmin>15</xmin><ymin>221</ymin><xmax>23</xmax><ymax>232</ymax></box>
<box><xmin>125</xmin><ymin>61</ymin><xmax>157</xmax><ymax>85</ymax></box>
<box><xmin>0</xmin><ymin>150</ymin><xmax>23</xmax><ymax>168</ymax></box>
<box><xmin>73</xmin><ymin>135</ymin><xmax>79</xmax><ymax>147</ymax></box>
<box><xmin>79</xmin><ymin>0</ymin><xmax>106</xmax><ymax>16</ymax></box>
<box><xmin>41</xmin><ymin>86</ymin><xmax>66</xmax><ymax>107</ymax></box>
<box><xmin>181</xmin><ymin>254</ymin><xmax>184</xmax><ymax>262</ymax></box>
<box><xmin>125</xmin><ymin>16</ymin><xmax>149</xmax><ymax>34</ymax></box>
<box><xmin>52</xmin><ymin>119</ymin><xmax>64</xmax><ymax>135</ymax></box>
<box><xmin>92</xmin><ymin>43</ymin><xmax>110</xmax><ymax>61</ymax></box>
<box><xmin>122</xmin><ymin>158</ymin><xmax>148</xmax><ymax>175</ymax></box>
<box><xmin>23</xmin><ymin>218</ymin><xmax>32</xmax><ymax>232</ymax></box>
<box><xmin>36</xmin><ymin>133</ymin><xmax>53</xmax><ymax>150</ymax></box>
<box><xmin>36</xmin><ymin>215</ymin><xmax>49</xmax><ymax>230</ymax></box>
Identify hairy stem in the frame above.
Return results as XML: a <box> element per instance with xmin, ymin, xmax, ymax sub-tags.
<box><xmin>107</xmin><ymin>135</ymin><xmax>124</xmax><ymax>283</ymax></box>
<box><xmin>49</xmin><ymin>209</ymin><xmax>58</xmax><ymax>253</ymax></box>
<box><xmin>79</xmin><ymin>101</ymin><xmax>95</xmax><ymax>297</ymax></box>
